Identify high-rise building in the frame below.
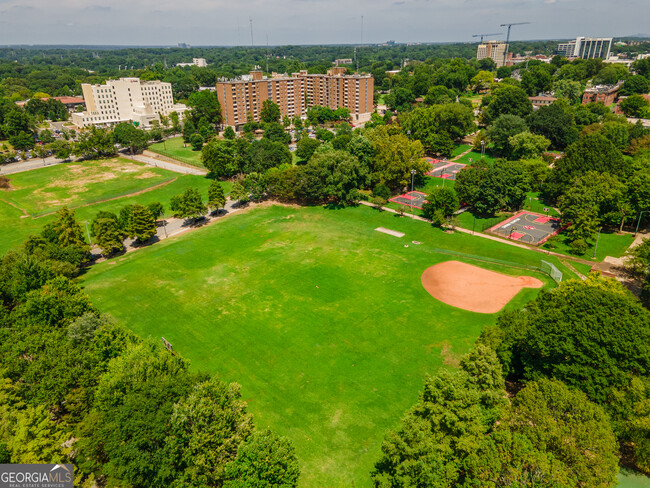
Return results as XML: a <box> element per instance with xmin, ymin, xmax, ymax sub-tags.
<box><xmin>556</xmin><ymin>37</ymin><xmax>612</xmax><ymax>59</ymax></box>
<box><xmin>176</xmin><ymin>58</ymin><xmax>208</xmax><ymax>68</ymax></box>
<box><xmin>476</xmin><ymin>41</ymin><xmax>508</xmax><ymax>68</ymax></box>
<box><xmin>72</xmin><ymin>78</ymin><xmax>187</xmax><ymax>128</ymax></box>
<box><xmin>215</xmin><ymin>67</ymin><xmax>374</xmax><ymax>128</ymax></box>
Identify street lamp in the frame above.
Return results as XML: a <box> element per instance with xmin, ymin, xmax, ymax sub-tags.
<box><xmin>480</xmin><ymin>140</ymin><xmax>485</xmax><ymax>158</ymax></box>
<box><xmin>410</xmin><ymin>168</ymin><xmax>416</xmax><ymax>192</ymax></box>
<box><xmin>636</xmin><ymin>210</ymin><xmax>650</xmax><ymax>235</ymax></box>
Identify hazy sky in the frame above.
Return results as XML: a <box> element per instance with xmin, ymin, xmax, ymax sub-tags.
<box><xmin>0</xmin><ymin>0</ymin><xmax>646</xmax><ymax>46</ymax></box>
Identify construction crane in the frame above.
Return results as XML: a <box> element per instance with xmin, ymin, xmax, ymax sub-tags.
<box><xmin>500</xmin><ymin>22</ymin><xmax>530</xmax><ymax>67</ymax></box>
<box><xmin>472</xmin><ymin>33</ymin><xmax>502</xmax><ymax>43</ymax></box>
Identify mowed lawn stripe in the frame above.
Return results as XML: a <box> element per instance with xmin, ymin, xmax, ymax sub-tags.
<box><xmin>81</xmin><ymin>204</ymin><xmax>567</xmax><ymax>487</ymax></box>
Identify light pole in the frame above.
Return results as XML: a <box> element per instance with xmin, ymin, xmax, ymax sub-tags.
<box><xmin>593</xmin><ymin>227</ymin><xmax>603</xmax><ymax>259</ymax></box>
<box><xmin>636</xmin><ymin>210</ymin><xmax>650</xmax><ymax>235</ymax></box>
<box><xmin>480</xmin><ymin>139</ymin><xmax>485</xmax><ymax>158</ymax></box>
<box><xmin>410</xmin><ymin>168</ymin><xmax>416</xmax><ymax>192</ymax></box>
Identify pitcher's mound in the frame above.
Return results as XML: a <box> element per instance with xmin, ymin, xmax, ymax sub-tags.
<box><xmin>421</xmin><ymin>260</ymin><xmax>543</xmax><ymax>314</ymax></box>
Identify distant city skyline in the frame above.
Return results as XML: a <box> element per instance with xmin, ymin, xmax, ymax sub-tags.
<box><xmin>0</xmin><ymin>0</ymin><xmax>646</xmax><ymax>46</ymax></box>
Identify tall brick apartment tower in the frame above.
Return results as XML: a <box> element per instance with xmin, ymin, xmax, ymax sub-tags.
<box><xmin>216</xmin><ymin>67</ymin><xmax>374</xmax><ymax>129</ymax></box>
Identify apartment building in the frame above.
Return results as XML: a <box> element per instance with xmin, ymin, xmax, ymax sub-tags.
<box><xmin>72</xmin><ymin>77</ymin><xmax>187</xmax><ymax>128</ymax></box>
<box><xmin>215</xmin><ymin>67</ymin><xmax>374</xmax><ymax>128</ymax></box>
<box><xmin>477</xmin><ymin>41</ymin><xmax>508</xmax><ymax>68</ymax></box>
<box><xmin>556</xmin><ymin>37</ymin><xmax>612</xmax><ymax>59</ymax></box>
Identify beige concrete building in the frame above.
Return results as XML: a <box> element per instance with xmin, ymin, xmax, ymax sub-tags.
<box><xmin>216</xmin><ymin>67</ymin><xmax>374</xmax><ymax>128</ymax></box>
<box><xmin>72</xmin><ymin>77</ymin><xmax>187</xmax><ymax>128</ymax></box>
<box><xmin>176</xmin><ymin>58</ymin><xmax>208</xmax><ymax>68</ymax></box>
<box><xmin>477</xmin><ymin>41</ymin><xmax>508</xmax><ymax>68</ymax></box>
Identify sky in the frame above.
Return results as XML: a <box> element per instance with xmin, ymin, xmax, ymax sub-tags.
<box><xmin>0</xmin><ymin>0</ymin><xmax>646</xmax><ymax>46</ymax></box>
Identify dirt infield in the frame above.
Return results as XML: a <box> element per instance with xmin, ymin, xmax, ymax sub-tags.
<box><xmin>421</xmin><ymin>260</ymin><xmax>543</xmax><ymax>314</ymax></box>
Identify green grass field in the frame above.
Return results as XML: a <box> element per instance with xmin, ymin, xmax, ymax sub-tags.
<box><xmin>149</xmin><ymin>136</ymin><xmax>204</xmax><ymax>167</ymax></box>
<box><xmin>451</xmin><ymin>144</ymin><xmax>472</xmax><ymax>158</ymax></box>
<box><xmin>3</xmin><ymin>158</ymin><xmax>175</xmax><ymax>217</ymax></box>
<box><xmin>620</xmin><ymin>469</ymin><xmax>650</xmax><ymax>488</ymax></box>
<box><xmin>81</xmin><ymin>204</ymin><xmax>577</xmax><ymax>487</ymax></box>
<box><xmin>543</xmin><ymin>231</ymin><xmax>635</xmax><ymax>261</ymax></box>
<box><xmin>454</xmin><ymin>150</ymin><xmax>498</xmax><ymax>166</ymax></box>
<box><xmin>0</xmin><ymin>160</ymin><xmax>229</xmax><ymax>254</ymax></box>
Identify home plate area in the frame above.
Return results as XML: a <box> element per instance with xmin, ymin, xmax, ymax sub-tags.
<box><xmin>487</xmin><ymin>211</ymin><xmax>564</xmax><ymax>245</ymax></box>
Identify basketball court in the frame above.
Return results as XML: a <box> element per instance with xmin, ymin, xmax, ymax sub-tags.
<box><xmin>427</xmin><ymin>160</ymin><xmax>466</xmax><ymax>180</ymax></box>
<box><xmin>487</xmin><ymin>210</ymin><xmax>563</xmax><ymax>245</ymax></box>
<box><xmin>388</xmin><ymin>191</ymin><xmax>428</xmax><ymax>209</ymax></box>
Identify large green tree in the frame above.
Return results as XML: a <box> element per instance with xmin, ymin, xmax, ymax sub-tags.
<box><xmin>482</xmin><ymin>85</ymin><xmax>533</xmax><ymax>125</ymax></box>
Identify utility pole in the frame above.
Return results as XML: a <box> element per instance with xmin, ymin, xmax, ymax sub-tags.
<box><xmin>249</xmin><ymin>17</ymin><xmax>254</xmax><ymax>47</ymax></box>
<box><xmin>266</xmin><ymin>35</ymin><xmax>269</xmax><ymax>73</ymax></box>
<box><xmin>361</xmin><ymin>15</ymin><xmax>364</xmax><ymax>45</ymax></box>
<box><xmin>499</xmin><ymin>22</ymin><xmax>530</xmax><ymax>68</ymax></box>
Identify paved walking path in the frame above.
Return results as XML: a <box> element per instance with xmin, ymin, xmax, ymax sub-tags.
<box><xmin>91</xmin><ymin>197</ymin><xmax>245</xmax><ymax>260</ymax></box>
<box><xmin>0</xmin><ymin>156</ymin><xmax>64</xmax><ymax>175</ymax></box>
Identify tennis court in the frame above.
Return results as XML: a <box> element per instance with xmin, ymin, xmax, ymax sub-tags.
<box><xmin>427</xmin><ymin>160</ymin><xmax>466</xmax><ymax>180</ymax></box>
<box><xmin>487</xmin><ymin>210</ymin><xmax>564</xmax><ymax>245</ymax></box>
<box><xmin>389</xmin><ymin>191</ymin><xmax>428</xmax><ymax>209</ymax></box>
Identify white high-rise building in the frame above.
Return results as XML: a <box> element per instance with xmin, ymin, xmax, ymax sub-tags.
<box><xmin>556</xmin><ymin>37</ymin><xmax>612</xmax><ymax>60</ymax></box>
<box><xmin>72</xmin><ymin>77</ymin><xmax>187</xmax><ymax>128</ymax></box>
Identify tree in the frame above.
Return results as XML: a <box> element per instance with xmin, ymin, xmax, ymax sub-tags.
<box><xmin>620</xmin><ymin>75</ymin><xmax>650</xmax><ymax>96</ymax></box>
<box><xmin>308</xmin><ymin>148</ymin><xmax>368</xmax><ymax>204</ymax></box>
<box><xmin>620</xmin><ymin>94</ymin><xmax>650</xmax><ymax>118</ymax></box>
<box><xmin>545</xmin><ymin>133</ymin><xmax>628</xmax><ymax>200</ymax></box>
<box><xmin>224</xmin><ymin>429</ymin><xmax>300</xmax><ymax>488</ymax></box>
<box><xmin>520</xmin><ymin>65</ymin><xmax>553</xmax><ymax>96</ymax></box>
<box><xmin>187</xmin><ymin>90</ymin><xmax>222</xmax><ymax>127</ymax></box>
<box><xmin>9</xmin><ymin>131</ymin><xmax>35</xmax><ymax>151</ymax></box>
<box><xmin>385</xmin><ymin>87</ymin><xmax>416</xmax><ymax>112</ymax></box>
<box><xmin>482</xmin><ymin>85</ymin><xmax>533</xmax><ymax>125</ymax></box>
<box><xmin>170</xmin><ymin>188</ymin><xmax>207</xmax><ymax>221</ymax></box>
<box><xmin>400</xmin><ymin>104</ymin><xmax>475</xmax><ymax>150</ymax></box>
<box><xmin>128</xmin><ymin>204</ymin><xmax>156</xmax><ymax>243</ymax></box>
<box><xmin>422</xmin><ymin>187</ymin><xmax>459</xmax><ymax>227</ymax></box>
<box><xmin>160</xmin><ymin>377</ymin><xmax>253</xmax><ymax>488</ymax></box>
<box><xmin>49</xmin><ymin>140</ymin><xmax>72</xmax><ymax>160</ymax></box>
<box><xmin>484</xmin><ymin>275</ymin><xmax>650</xmax><ymax>405</ymax></box>
<box><xmin>527</xmin><ymin>101</ymin><xmax>579</xmax><ymax>150</ymax></box>
<box><xmin>423</xmin><ymin>85</ymin><xmax>456</xmax><ymax>105</ymax></box>
<box><xmin>113</xmin><ymin>122</ymin><xmax>149</xmax><ymax>155</ymax></box>
<box><xmin>455</xmin><ymin>160</ymin><xmax>529</xmax><ymax>215</ymax></box>
<box><xmin>229</xmin><ymin>182</ymin><xmax>249</xmax><ymax>206</ymax></box>
<box><xmin>94</xmin><ymin>218</ymin><xmax>124</xmax><ymax>256</ymax></box>
<box><xmin>486</xmin><ymin>114</ymin><xmax>528</xmax><ymax>158</ymax></box>
<box><xmin>39</xmin><ymin>129</ymin><xmax>55</xmax><ymax>144</ymax></box>
<box><xmin>470</xmin><ymin>70</ymin><xmax>494</xmax><ymax>92</ymax></box>
<box><xmin>372</xmin><ymin>345</ymin><xmax>505</xmax><ymax>487</ymax></box>
<box><xmin>202</xmin><ymin>139</ymin><xmax>237</xmax><ymax>177</ymax></box>
<box><xmin>93</xmin><ymin>341</ymin><xmax>197</xmax><ymax>488</ymax></box>
<box><xmin>508</xmin><ymin>379</ymin><xmax>619</xmax><ymax>488</ymax></box>
<box><xmin>147</xmin><ymin>202</ymin><xmax>164</xmax><ymax>220</ymax></box>
<box><xmin>508</xmin><ymin>131</ymin><xmax>551</xmax><ymax>160</ymax></box>
<box><xmin>295</xmin><ymin>137</ymin><xmax>320</xmax><ymax>161</ymax></box>
<box><xmin>262</xmin><ymin>122</ymin><xmax>291</xmax><ymax>144</ymax></box>
<box><xmin>223</xmin><ymin>126</ymin><xmax>236</xmax><ymax>140</ymax></box>
<box><xmin>207</xmin><ymin>180</ymin><xmax>226</xmax><ymax>213</ymax></box>
<box><xmin>553</xmin><ymin>79</ymin><xmax>584</xmax><ymax>104</ymax></box>
<box><xmin>365</xmin><ymin>126</ymin><xmax>428</xmax><ymax>190</ymax></box>
<box><xmin>73</xmin><ymin>127</ymin><xmax>116</xmax><ymax>159</ymax></box>
<box><xmin>190</xmin><ymin>133</ymin><xmax>204</xmax><ymax>151</ymax></box>
<box><xmin>260</xmin><ymin>100</ymin><xmax>281</xmax><ymax>124</ymax></box>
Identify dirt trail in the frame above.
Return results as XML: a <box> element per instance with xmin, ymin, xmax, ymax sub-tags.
<box><xmin>0</xmin><ymin>198</ymin><xmax>30</xmax><ymax>218</ymax></box>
